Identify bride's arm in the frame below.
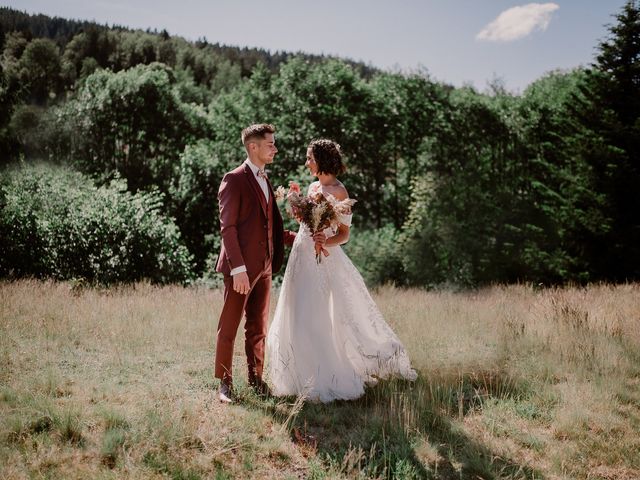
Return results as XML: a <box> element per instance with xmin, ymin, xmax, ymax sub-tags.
<box><xmin>324</xmin><ymin>223</ymin><xmax>350</xmax><ymax>246</ymax></box>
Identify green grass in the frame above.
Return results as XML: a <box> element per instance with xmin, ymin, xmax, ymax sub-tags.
<box><xmin>1</xmin><ymin>280</ymin><xmax>639</xmax><ymax>478</ymax></box>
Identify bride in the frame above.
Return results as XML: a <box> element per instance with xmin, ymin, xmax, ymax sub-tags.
<box><xmin>266</xmin><ymin>139</ymin><xmax>417</xmax><ymax>403</ymax></box>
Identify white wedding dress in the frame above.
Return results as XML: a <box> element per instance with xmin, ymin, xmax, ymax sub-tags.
<box><xmin>266</xmin><ymin>190</ymin><xmax>417</xmax><ymax>403</ymax></box>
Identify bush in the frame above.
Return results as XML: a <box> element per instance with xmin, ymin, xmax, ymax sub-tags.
<box><xmin>169</xmin><ymin>140</ymin><xmax>230</xmax><ymax>274</ymax></box>
<box><xmin>0</xmin><ymin>163</ymin><xmax>194</xmax><ymax>284</ymax></box>
<box><xmin>343</xmin><ymin>224</ymin><xmax>405</xmax><ymax>287</ymax></box>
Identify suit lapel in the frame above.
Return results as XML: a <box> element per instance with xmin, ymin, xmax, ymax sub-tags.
<box><xmin>266</xmin><ymin>178</ymin><xmax>281</xmax><ymax>220</ymax></box>
<box><xmin>243</xmin><ymin>164</ymin><xmax>268</xmax><ymax>217</ymax></box>
<box><xmin>266</xmin><ymin>178</ymin><xmax>275</xmax><ymax>207</ymax></box>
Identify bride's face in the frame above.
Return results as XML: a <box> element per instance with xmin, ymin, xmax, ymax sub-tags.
<box><xmin>305</xmin><ymin>147</ymin><xmax>318</xmax><ymax>176</ymax></box>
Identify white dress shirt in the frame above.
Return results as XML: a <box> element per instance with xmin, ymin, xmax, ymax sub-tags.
<box><xmin>244</xmin><ymin>158</ymin><xmax>270</xmax><ymax>202</ymax></box>
<box><xmin>229</xmin><ymin>159</ymin><xmax>270</xmax><ymax>276</ymax></box>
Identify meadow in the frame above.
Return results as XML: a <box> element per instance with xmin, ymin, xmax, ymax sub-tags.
<box><xmin>1</xmin><ymin>280</ymin><xmax>639</xmax><ymax>479</ymax></box>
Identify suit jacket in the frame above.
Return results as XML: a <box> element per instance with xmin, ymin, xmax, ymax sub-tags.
<box><xmin>215</xmin><ymin>163</ymin><xmax>294</xmax><ymax>279</ymax></box>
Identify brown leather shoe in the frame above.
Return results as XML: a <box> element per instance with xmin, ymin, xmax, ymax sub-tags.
<box><xmin>218</xmin><ymin>382</ymin><xmax>235</xmax><ymax>404</ymax></box>
<box><xmin>249</xmin><ymin>377</ymin><xmax>272</xmax><ymax>398</ymax></box>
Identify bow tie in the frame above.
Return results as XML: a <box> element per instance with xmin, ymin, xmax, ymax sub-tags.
<box><xmin>257</xmin><ymin>169</ymin><xmax>268</xmax><ymax>180</ymax></box>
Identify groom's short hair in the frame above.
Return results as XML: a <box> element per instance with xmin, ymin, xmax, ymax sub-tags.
<box><xmin>242</xmin><ymin>124</ymin><xmax>276</xmax><ymax>148</ymax></box>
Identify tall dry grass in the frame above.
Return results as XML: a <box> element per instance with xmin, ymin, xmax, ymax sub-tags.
<box><xmin>1</xmin><ymin>280</ymin><xmax>639</xmax><ymax>479</ymax></box>
<box><xmin>365</xmin><ymin>284</ymin><xmax>640</xmax><ymax>479</ymax></box>
<box><xmin>0</xmin><ymin>280</ymin><xmax>307</xmax><ymax>479</ymax></box>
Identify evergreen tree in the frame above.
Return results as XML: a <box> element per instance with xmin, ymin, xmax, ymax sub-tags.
<box><xmin>576</xmin><ymin>0</ymin><xmax>640</xmax><ymax>280</ymax></box>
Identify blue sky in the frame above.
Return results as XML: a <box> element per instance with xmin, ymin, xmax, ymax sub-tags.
<box><xmin>2</xmin><ymin>0</ymin><xmax>628</xmax><ymax>92</ymax></box>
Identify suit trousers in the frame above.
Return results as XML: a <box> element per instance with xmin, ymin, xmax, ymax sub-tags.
<box><xmin>214</xmin><ymin>267</ymin><xmax>272</xmax><ymax>384</ymax></box>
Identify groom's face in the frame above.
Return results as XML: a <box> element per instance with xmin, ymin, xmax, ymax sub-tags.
<box><xmin>252</xmin><ymin>133</ymin><xmax>277</xmax><ymax>166</ymax></box>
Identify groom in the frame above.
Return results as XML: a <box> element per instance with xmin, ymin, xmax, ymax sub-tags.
<box><xmin>214</xmin><ymin>123</ymin><xmax>295</xmax><ymax>403</ymax></box>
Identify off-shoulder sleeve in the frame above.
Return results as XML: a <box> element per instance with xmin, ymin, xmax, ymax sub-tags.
<box><xmin>338</xmin><ymin>212</ymin><xmax>353</xmax><ymax>227</ymax></box>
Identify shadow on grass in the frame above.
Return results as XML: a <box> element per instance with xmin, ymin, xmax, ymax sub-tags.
<box><xmin>244</xmin><ymin>370</ymin><xmax>546</xmax><ymax>479</ymax></box>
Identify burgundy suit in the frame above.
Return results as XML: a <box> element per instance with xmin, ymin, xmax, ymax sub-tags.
<box><xmin>214</xmin><ymin>162</ymin><xmax>294</xmax><ymax>384</ymax></box>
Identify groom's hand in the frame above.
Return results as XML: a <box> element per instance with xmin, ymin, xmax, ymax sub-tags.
<box><xmin>232</xmin><ymin>272</ymin><xmax>250</xmax><ymax>295</ymax></box>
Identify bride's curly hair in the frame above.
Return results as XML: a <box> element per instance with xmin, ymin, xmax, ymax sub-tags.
<box><xmin>308</xmin><ymin>139</ymin><xmax>347</xmax><ymax>176</ymax></box>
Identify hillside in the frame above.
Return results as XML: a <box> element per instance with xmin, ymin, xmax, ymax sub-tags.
<box><xmin>0</xmin><ymin>6</ymin><xmax>377</xmax><ymax>79</ymax></box>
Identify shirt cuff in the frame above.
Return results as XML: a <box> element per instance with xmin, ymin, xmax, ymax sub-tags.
<box><xmin>230</xmin><ymin>265</ymin><xmax>247</xmax><ymax>276</ymax></box>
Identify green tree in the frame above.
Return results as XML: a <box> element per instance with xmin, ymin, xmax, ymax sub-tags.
<box><xmin>398</xmin><ymin>65</ymin><xmax>625</xmax><ymax>288</ymax></box>
<box><xmin>16</xmin><ymin>37</ymin><xmax>62</xmax><ymax>104</ymax></box>
<box><xmin>1</xmin><ymin>32</ymin><xmax>34</xmax><ymax>104</ymax></box>
<box><xmin>368</xmin><ymin>70</ymin><xmax>447</xmax><ymax>227</ymax></box>
<box><xmin>517</xmin><ymin>69</ymin><xmax>609</xmax><ymax>282</ymax></box>
<box><xmin>1</xmin><ymin>31</ymin><xmax>27</xmax><ymax>68</ymax></box>
<box><xmin>0</xmin><ymin>62</ymin><xmax>17</xmax><ymax>157</ymax></box>
<box><xmin>61</xmin><ymin>28</ymin><xmax>116</xmax><ymax>86</ymax></box>
<box><xmin>113</xmin><ymin>31</ymin><xmax>159</xmax><ymax>70</ymax></box>
<box><xmin>573</xmin><ymin>0</ymin><xmax>640</xmax><ymax>280</ymax></box>
<box><xmin>57</xmin><ymin>62</ymin><xmax>213</xmax><ymax>192</ymax></box>
<box><xmin>402</xmin><ymin>87</ymin><xmax>519</xmax><ymax>286</ymax></box>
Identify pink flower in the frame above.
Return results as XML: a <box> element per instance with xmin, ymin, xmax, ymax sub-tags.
<box><xmin>288</xmin><ymin>181</ymin><xmax>301</xmax><ymax>194</ymax></box>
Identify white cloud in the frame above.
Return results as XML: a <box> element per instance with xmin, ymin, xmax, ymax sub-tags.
<box><xmin>476</xmin><ymin>3</ymin><xmax>559</xmax><ymax>42</ymax></box>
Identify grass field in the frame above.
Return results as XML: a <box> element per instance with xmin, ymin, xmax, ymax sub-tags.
<box><xmin>1</xmin><ymin>280</ymin><xmax>639</xmax><ymax>479</ymax></box>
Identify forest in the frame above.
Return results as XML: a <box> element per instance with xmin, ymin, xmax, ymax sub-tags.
<box><xmin>1</xmin><ymin>2</ymin><xmax>638</xmax><ymax>288</ymax></box>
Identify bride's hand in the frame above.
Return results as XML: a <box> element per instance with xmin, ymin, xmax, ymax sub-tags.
<box><xmin>313</xmin><ymin>232</ymin><xmax>329</xmax><ymax>259</ymax></box>
<box><xmin>312</xmin><ymin>231</ymin><xmax>327</xmax><ymax>245</ymax></box>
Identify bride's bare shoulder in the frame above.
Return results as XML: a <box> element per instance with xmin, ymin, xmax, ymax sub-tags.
<box><xmin>328</xmin><ymin>183</ymin><xmax>348</xmax><ymax>201</ymax></box>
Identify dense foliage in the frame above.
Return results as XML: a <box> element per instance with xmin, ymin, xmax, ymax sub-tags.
<box><xmin>0</xmin><ymin>164</ymin><xmax>193</xmax><ymax>284</ymax></box>
<box><xmin>0</xmin><ymin>2</ymin><xmax>638</xmax><ymax>286</ymax></box>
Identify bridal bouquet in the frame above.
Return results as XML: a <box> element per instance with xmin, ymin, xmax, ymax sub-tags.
<box><xmin>277</xmin><ymin>182</ymin><xmax>356</xmax><ymax>263</ymax></box>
